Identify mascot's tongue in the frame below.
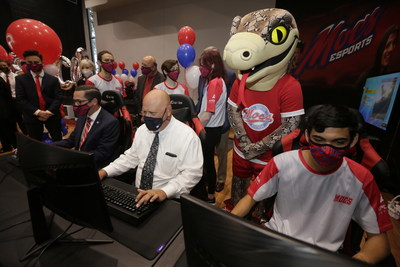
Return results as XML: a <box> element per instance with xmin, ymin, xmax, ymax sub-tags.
<box><xmin>237</xmin><ymin>72</ymin><xmax>250</xmax><ymax>108</ymax></box>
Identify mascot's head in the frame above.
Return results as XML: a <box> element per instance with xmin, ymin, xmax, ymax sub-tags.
<box><xmin>224</xmin><ymin>8</ymin><xmax>299</xmax><ymax>92</ymax></box>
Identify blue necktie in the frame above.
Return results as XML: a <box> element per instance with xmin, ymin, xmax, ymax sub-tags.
<box><xmin>140</xmin><ymin>132</ymin><xmax>159</xmax><ymax>190</ymax></box>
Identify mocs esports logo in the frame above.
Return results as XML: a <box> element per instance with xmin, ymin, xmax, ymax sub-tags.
<box><xmin>294</xmin><ymin>6</ymin><xmax>384</xmax><ymax>77</ymax></box>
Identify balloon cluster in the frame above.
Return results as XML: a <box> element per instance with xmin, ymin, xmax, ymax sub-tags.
<box><xmin>111</xmin><ymin>60</ymin><xmax>140</xmax><ymax>84</ymax></box>
<box><xmin>176</xmin><ymin>26</ymin><xmax>201</xmax><ymax>89</ymax></box>
<box><xmin>176</xmin><ymin>26</ymin><xmax>196</xmax><ymax>68</ymax></box>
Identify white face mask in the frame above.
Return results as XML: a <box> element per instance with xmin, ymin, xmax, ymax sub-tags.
<box><xmin>389</xmin><ymin>195</ymin><xmax>400</xmax><ymax>221</ymax></box>
<box><xmin>82</xmin><ymin>69</ymin><xmax>93</xmax><ymax>78</ymax></box>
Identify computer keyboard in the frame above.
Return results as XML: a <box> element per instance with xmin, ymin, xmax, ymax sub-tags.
<box><xmin>102</xmin><ymin>183</ymin><xmax>160</xmax><ymax>226</ymax></box>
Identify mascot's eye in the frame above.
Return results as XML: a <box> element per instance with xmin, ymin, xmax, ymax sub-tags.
<box><xmin>270</xmin><ymin>25</ymin><xmax>288</xmax><ymax>44</ymax></box>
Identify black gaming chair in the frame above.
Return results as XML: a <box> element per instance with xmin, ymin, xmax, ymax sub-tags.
<box><xmin>169</xmin><ymin>94</ymin><xmax>206</xmax><ymax>145</ymax></box>
<box><xmin>169</xmin><ymin>94</ymin><xmax>207</xmax><ymax>199</ymax></box>
<box><xmin>101</xmin><ymin>90</ymin><xmax>134</xmax><ymax>155</ymax></box>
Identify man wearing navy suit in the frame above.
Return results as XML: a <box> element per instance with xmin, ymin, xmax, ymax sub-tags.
<box><xmin>16</xmin><ymin>49</ymin><xmax>63</xmax><ymax>141</ymax></box>
<box><xmin>53</xmin><ymin>85</ymin><xmax>120</xmax><ymax>169</ymax></box>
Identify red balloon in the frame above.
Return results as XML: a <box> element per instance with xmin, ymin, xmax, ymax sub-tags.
<box><xmin>118</xmin><ymin>61</ymin><xmax>125</xmax><ymax>70</ymax></box>
<box><xmin>0</xmin><ymin>45</ymin><xmax>8</xmax><ymax>60</ymax></box>
<box><xmin>8</xmin><ymin>52</ymin><xmax>14</xmax><ymax>63</ymax></box>
<box><xmin>132</xmin><ymin>61</ymin><xmax>139</xmax><ymax>70</ymax></box>
<box><xmin>6</xmin><ymin>19</ymin><xmax>62</xmax><ymax>64</ymax></box>
<box><xmin>178</xmin><ymin>26</ymin><xmax>196</xmax><ymax>45</ymax></box>
<box><xmin>113</xmin><ymin>61</ymin><xmax>118</xmax><ymax>69</ymax></box>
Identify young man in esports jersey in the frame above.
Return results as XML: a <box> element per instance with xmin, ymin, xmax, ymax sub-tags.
<box><xmin>231</xmin><ymin>104</ymin><xmax>392</xmax><ymax>265</ymax></box>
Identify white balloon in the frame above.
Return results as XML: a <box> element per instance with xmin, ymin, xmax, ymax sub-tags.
<box><xmin>121</xmin><ymin>73</ymin><xmax>128</xmax><ymax>82</ymax></box>
<box><xmin>185</xmin><ymin>65</ymin><xmax>200</xmax><ymax>89</ymax></box>
<box><xmin>43</xmin><ymin>64</ymin><xmax>59</xmax><ymax>77</ymax></box>
<box><xmin>115</xmin><ymin>74</ymin><xmax>121</xmax><ymax>78</ymax></box>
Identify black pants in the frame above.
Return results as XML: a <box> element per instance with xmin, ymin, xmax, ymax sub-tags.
<box><xmin>203</xmin><ymin>127</ymin><xmax>222</xmax><ymax>194</ymax></box>
<box><xmin>0</xmin><ymin>118</ymin><xmax>17</xmax><ymax>151</ymax></box>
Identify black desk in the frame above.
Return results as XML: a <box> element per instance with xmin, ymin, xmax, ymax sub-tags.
<box><xmin>0</xmin><ymin>155</ymin><xmax>185</xmax><ymax>267</ymax></box>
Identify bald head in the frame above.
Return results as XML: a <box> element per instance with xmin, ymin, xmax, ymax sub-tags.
<box><xmin>142</xmin><ymin>89</ymin><xmax>172</xmax><ymax>132</ymax></box>
<box><xmin>143</xmin><ymin>89</ymin><xmax>170</xmax><ymax>108</ymax></box>
<box><xmin>142</xmin><ymin>56</ymin><xmax>156</xmax><ymax>66</ymax></box>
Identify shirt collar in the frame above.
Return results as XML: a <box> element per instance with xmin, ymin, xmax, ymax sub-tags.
<box><xmin>88</xmin><ymin>107</ymin><xmax>101</xmax><ymax>122</ymax></box>
<box><xmin>30</xmin><ymin>70</ymin><xmax>45</xmax><ymax>78</ymax></box>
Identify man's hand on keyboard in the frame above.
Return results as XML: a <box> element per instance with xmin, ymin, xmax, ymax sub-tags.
<box><xmin>135</xmin><ymin>189</ymin><xmax>167</xmax><ymax>207</ymax></box>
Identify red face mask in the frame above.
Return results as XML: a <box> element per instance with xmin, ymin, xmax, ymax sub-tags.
<box><xmin>199</xmin><ymin>66</ymin><xmax>210</xmax><ymax>78</ymax></box>
<box><xmin>167</xmin><ymin>70</ymin><xmax>180</xmax><ymax>81</ymax></box>
<box><xmin>141</xmin><ymin>66</ymin><xmax>152</xmax><ymax>75</ymax></box>
<box><xmin>28</xmin><ymin>63</ymin><xmax>43</xmax><ymax>73</ymax></box>
<box><xmin>309</xmin><ymin>140</ymin><xmax>354</xmax><ymax>168</ymax></box>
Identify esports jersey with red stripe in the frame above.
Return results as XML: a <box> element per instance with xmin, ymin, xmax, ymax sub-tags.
<box><xmin>86</xmin><ymin>73</ymin><xmax>126</xmax><ymax>97</ymax></box>
<box><xmin>248</xmin><ymin>149</ymin><xmax>392</xmax><ymax>251</ymax></box>
<box><xmin>154</xmin><ymin>81</ymin><xmax>190</xmax><ymax>96</ymax></box>
<box><xmin>228</xmin><ymin>74</ymin><xmax>304</xmax><ymax>164</ymax></box>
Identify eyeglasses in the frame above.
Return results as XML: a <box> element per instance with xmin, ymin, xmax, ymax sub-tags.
<box><xmin>73</xmin><ymin>99</ymin><xmax>90</xmax><ymax>105</ymax></box>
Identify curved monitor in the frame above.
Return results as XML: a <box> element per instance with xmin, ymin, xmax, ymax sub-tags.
<box><xmin>180</xmin><ymin>194</ymin><xmax>368</xmax><ymax>267</ymax></box>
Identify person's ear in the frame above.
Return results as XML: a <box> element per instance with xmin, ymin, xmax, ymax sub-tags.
<box><xmin>350</xmin><ymin>133</ymin><xmax>359</xmax><ymax>148</ymax></box>
<box><xmin>304</xmin><ymin>129</ymin><xmax>310</xmax><ymax>143</ymax></box>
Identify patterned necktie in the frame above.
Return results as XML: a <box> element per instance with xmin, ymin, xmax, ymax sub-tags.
<box><xmin>79</xmin><ymin>117</ymin><xmax>92</xmax><ymax>150</ymax></box>
<box><xmin>140</xmin><ymin>132</ymin><xmax>159</xmax><ymax>190</ymax></box>
<box><xmin>35</xmin><ymin>75</ymin><xmax>46</xmax><ymax>110</ymax></box>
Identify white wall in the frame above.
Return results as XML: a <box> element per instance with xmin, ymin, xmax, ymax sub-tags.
<box><xmin>90</xmin><ymin>0</ymin><xmax>276</xmax><ymax>98</ymax></box>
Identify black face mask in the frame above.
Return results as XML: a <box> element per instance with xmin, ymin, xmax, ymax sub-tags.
<box><xmin>0</xmin><ymin>66</ymin><xmax>9</xmax><ymax>73</ymax></box>
<box><xmin>143</xmin><ymin>109</ymin><xmax>167</xmax><ymax>131</ymax></box>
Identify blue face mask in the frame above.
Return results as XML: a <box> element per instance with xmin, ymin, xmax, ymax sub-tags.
<box><xmin>143</xmin><ymin>109</ymin><xmax>166</xmax><ymax>131</ymax></box>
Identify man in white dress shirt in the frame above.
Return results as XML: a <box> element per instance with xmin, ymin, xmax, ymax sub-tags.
<box><xmin>99</xmin><ymin>89</ymin><xmax>203</xmax><ymax>206</ymax></box>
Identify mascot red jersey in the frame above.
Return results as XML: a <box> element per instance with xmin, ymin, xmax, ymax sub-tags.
<box><xmin>223</xmin><ymin>8</ymin><xmax>304</xmax><ymax>205</ymax></box>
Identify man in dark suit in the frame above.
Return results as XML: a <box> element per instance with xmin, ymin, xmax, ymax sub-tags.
<box><xmin>16</xmin><ymin>49</ymin><xmax>63</xmax><ymax>141</ymax></box>
<box><xmin>0</xmin><ymin>77</ymin><xmax>16</xmax><ymax>152</ymax></box>
<box><xmin>53</xmin><ymin>85</ymin><xmax>120</xmax><ymax>169</ymax></box>
<box><xmin>134</xmin><ymin>56</ymin><xmax>165</xmax><ymax>124</ymax></box>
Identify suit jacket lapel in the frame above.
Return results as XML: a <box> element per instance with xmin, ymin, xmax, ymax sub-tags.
<box><xmin>82</xmin><ymin>109</ymin><xmax>103</xmax><ymax>147</ymax></box>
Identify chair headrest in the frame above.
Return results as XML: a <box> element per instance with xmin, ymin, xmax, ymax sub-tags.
<box><xmin>169</xmin><ymin>94</ymin><xmax>196</xmax><ymax>114</ymax></box>
<box><xmin>101</xmin><ymin>90</ymin><xmax>124</xmax><ymax>114</ymax></box>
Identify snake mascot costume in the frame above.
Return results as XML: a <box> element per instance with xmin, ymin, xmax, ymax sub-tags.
<box><xmin>223</xmin><ymin>8</ymin><xmax>305</xmax><ymax>206</ymax></box>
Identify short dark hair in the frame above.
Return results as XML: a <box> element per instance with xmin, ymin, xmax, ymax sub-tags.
<box><xmin>22</xmin><ymin>49</ymin><xmax>43</xmax><ymax>61</ymax></box>
<box><xmin>161</xmin><ymin>59</ymin><xmax>178</xmax><ymax>77</ymax></box>
<box><xmin>0</xmin><ymin>59</ymin><xmax>10</xmax><ymax>66</ymax></box>
<box><xmin>305</xmin><ymin>104</ymin><xmax>359</xmax><ymax>140</ymax></box>
<box><xmin>75</xmin><ymin>85</ymin><xmax>101</xmax><ymax>104</ymax></box>
<box><xmin>97</xmin><ymin>50</ymin><xmax>113</xmax><ymax>62</ymax></box>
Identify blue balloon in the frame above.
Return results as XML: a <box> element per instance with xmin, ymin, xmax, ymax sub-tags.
<box><xmin>112</xmin><ymin>69</ymin><xmax>117</xmax><ymax>75</ymax></box>
<box><xmin>122</xmin><ymin>69</ymin><xmax>129</xmax><ymax>75</ymax></box>
<box><xmin>177</xmin><ymin>44</ymin><xmax>196</xmax><ymax>68</ymax></box>
<box><xmin>61</xmin><ymin>119</ymin><xmax>66</xmax><ymax>128</ymax></box>
<box><xmin>62</xmin><ymin>128</ymin><xmax>68</xmax><ymax>136</ymax></box>
<box><xmin>130</xmin><ymin>69</ymin><xmax>137</xmax><ymax>77</ymax></box>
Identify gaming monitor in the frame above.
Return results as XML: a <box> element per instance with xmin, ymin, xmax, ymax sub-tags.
<box><xmin>16</xmin><ymin>133</ymin><xmax>113</xmax><ymax>244</ymax></box>
<box><xmin>180</xmin><ymin>194</ymin><xmax>368</xmax><ymax>267</ymax></box>
<box><xmin>359</xmin><ymin>72</ymin><xmax>400</xmax><ymax>131</ymax></box>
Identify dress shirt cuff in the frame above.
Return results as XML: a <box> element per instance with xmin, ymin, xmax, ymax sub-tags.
<box><xmin>34</xmin><ymin>109</ymin><xmax>41</xmax><ymax>116</ymax></box>
<box><xmin>160</xmin><ymin>184</ymin><xmax>177</xmax><ymax>199</ymax></box>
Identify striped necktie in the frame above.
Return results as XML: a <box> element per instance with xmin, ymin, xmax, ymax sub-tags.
<box><xmin>79</xmin><ymin>117</ymin><xmax>92</xmax><ymax>149</ymax></box>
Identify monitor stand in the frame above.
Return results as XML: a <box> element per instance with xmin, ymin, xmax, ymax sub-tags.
<box><xmin>20</xmin><ymin>187</ymin><xmax>113</xmax><ymax>262</ymax></box>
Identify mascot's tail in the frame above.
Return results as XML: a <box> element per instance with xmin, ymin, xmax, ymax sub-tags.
<box><xmin>237</xmin><ymin>72</ymin><xmax>250</xmax><ymax>108</ymax></box>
